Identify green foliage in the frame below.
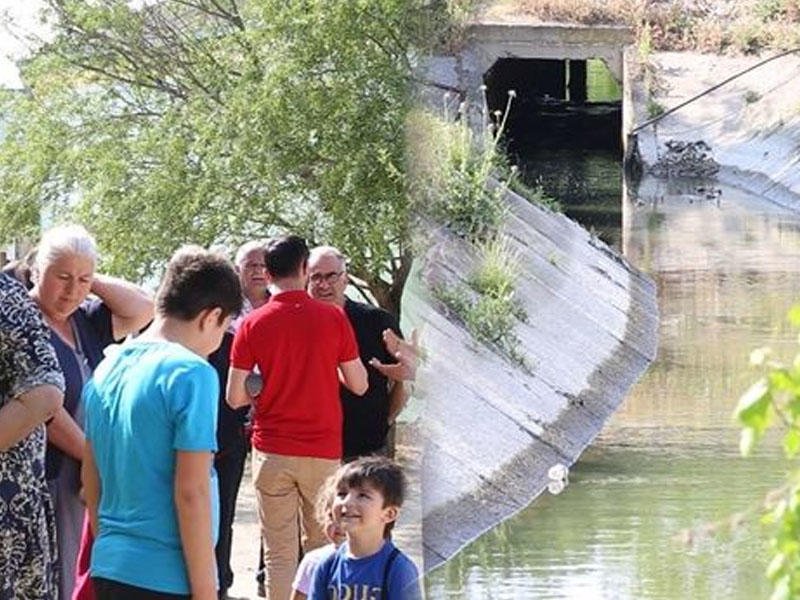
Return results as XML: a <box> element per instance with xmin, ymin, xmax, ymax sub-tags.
<box><xmin>737</xmin><ymin>306</ymin><xmax>800</xmax><ymax>597</ymax></box>
<box><xmin>638</xmin><ymin>21</ymin><xmax>653</xmax><ymax>61</ymax></box>
<box><xmin>754</xmin><ymin>0</ymin><xmax>785</xmax><ymax>22</ymax></box>
<box><xmin>433</xmin><ymin>235</ymin><xmax>527</xmax><ymax>368</ymax></box>
<box><xmin>468</xmin><ymin>236</ymin><xmax>519</xmax><ymax>300</ymax></box>
<box><xmin>0</xmin><ymin>0</ymin><xmax>449</xmax><ymax>316</ymax></box>
<box><xmin>508</xmin><ymin>175</ymin><xmax>562</xmax><ymax>212</ymax></box>
<box><xmin>409</xmin><ymin>110</ymin><xmax>504</xmax><ymax>241</ymax></box>
<box><xmin>409</xmin><ymin>87</ymin><xmax>524</xmax><ymax>243</ymax></box>
<box><xmin>409</xmin><ymin>87</ymin><xmax>532</xmax><ymax>366</ymax></box>
<box><xmin>646</xmin><ymin>97</ymin><xmax>666</xmax><ymax>119</ymax></box>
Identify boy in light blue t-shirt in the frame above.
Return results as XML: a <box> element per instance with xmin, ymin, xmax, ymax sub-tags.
<box><xmin>81</xmin><ymin>246</ymin><xmax>242</xmax><ymax>600</ymax></box>
<box><xmin>309</xmin><ymin>457</ymin><xmax>422</xmax><ymax>600</ymax></box>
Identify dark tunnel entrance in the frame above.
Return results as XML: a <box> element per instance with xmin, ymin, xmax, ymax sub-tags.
<box><xmin>484</xmin><ymin>57</ymin><xmax>624</xmax><ymax>247</ymax></box>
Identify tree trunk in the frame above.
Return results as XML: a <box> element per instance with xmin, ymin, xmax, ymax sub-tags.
<box><xmin>365</xmin><ymin>251</ymin><xmax>412</xmax><ymax>320</ymax></box>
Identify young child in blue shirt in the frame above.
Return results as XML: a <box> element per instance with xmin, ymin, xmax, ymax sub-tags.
<box><xmin>309</xmin><ymin>456</ymin><xmax>422</xmax><ymax>600</ymax></box>
<box><xmin>81</xmin><ymin>246</ymin><xmax>243</xmax><ymax>600</ymax></box>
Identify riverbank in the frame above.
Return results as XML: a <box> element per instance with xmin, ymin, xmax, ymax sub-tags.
<box><xmin>633</xmin><ymin>50</ymin><xmax>800</xmax><ymax>210</ymax></box>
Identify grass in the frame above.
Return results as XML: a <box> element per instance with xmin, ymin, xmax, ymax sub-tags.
<box><xmin>468</xmin><ymin>236</ymin><xmax>519</xmax><ymax>298</ymax></box>
<box><xmin>646</xmin><ymin>98</ymin><xmax>666</xmax><ymax>118</ymax></box>
<box><xmin>433</xmin><ymin>235</ymin><xmax>529</xmax><ymax>368</ymax></box>
<box><xmin>408</xmin><ymin>80</ymin><xmax>537</xmax><ymax>369</ymax></box>
<box><xmin>478</xmin><ymin>0</ymin><xmax>800</xmax><ymax>55</ymax></box>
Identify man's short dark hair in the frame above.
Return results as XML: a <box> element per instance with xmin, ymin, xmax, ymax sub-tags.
<box><xmin>336</xmin><ymin>456</ymin><xmax>406</xmax><ymax>537</ymax></box>
<box><xmin>265</xmin><ymin>235</ymin><xmax>309</xmax><ymax>279</ymax></box>
<box><xmin>157</xmin><ymin>245</ymin><xmax>243</xmax><ymax>322</ymax></box>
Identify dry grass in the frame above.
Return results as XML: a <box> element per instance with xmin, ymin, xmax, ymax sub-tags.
<box><xmin>485</xmin><ymin>0</ymin><xmax>643</xmax><ymax>26</ymax></box>
<box><xmin>475</xmin><ymin>0</ymin><xmax>800</xmax><ymax>54</ymax></box>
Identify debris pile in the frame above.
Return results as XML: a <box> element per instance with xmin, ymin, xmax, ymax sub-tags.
<box><xmin>650</xmin><ymin>140</ymin><xmax>719</xmax><ymax>178</ymax></box>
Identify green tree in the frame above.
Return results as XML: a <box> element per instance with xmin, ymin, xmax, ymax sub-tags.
<box><xmin>737</xmin><ymin>305</ymin><xmax>800</xmax><ymax>600</ymax></box>
<box><xmin>0</xmin><ymin>0</ymin><xmax>448</xmax><ymax>316</ymax></box>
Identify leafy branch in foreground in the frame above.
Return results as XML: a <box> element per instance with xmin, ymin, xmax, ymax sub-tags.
<box><xmin>736</xmin><ymin>305</ymin><xmax>800</xmax><ymax>600</ymax></box>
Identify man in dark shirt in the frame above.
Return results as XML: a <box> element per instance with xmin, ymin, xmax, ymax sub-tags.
<box><xmin>308</xmin><ymin>246</ymin><xmax>409</xmax><ymax>460</ymax></box>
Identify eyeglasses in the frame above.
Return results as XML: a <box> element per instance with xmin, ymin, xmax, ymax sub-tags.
<box><xmin>309</xmin><ymin>271</ymin><xmax>344</xmax><ymax>285</ymax></box>
<box><xmin>244</xmin><ymin>262</ymin><xmax>267</xmax><ymax>272</ymax></box>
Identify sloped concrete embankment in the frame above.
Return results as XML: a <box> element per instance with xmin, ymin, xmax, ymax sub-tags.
<box><xmin>402</xmin><ymin>188</ymin><xmax>658</xmax><ymax>570</ymax></box>
<box><xmin>633</xmin><ymin>51</ymin><xmax>800</xmax><ymax>209</ymax></box>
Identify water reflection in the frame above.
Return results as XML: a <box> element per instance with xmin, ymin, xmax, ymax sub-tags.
<box><xmin>427</xmin><ymin>175</ymin><xmax>800</xmax><ymax>599</ymax></box>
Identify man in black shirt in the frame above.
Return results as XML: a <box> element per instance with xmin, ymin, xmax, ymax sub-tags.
<box><xmin>308</xmin><ymin>246</ymin><xmax>409</xmax><ymax>460</ymax></box>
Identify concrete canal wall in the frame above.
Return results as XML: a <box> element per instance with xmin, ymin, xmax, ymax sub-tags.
<box><xmin>632</xmin><ymin>51</ymin><xmax>800</xmax><ymax>209</ymax></box>
<box><xmin>404</xmin><ymin>191</ymin><xmax>658</xmax><ymax>569</ymax></box>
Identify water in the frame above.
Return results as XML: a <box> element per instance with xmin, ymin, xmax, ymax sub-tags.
<box><xmin>516</xmin><ymin>147</ymin><xmax>622</xmax><ymax>249</ymax></box>
<box><xmin>427</xmin><ymin>174</ymin><xmax>800</xmax><ymax>599</ymax></box>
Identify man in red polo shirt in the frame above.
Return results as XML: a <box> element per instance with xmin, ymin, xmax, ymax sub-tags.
<box><xmin>226</xmin><ymin>235</ymin><xmax>367</xmax><ymax>600</ymax></box>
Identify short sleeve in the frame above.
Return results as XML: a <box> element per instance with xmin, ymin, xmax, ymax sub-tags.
<box><xmin>292</xmin><ymin>551</ymin><xmax>318</xmax><ymax>595</ymax></box>
<box><xmin>336</xmin><ymin>309</ymin><xmax>359</xmax><ymax>363</ymax></box>
<box><xmin>0</xmin><ymin>275</ymin><xmax>64</xmax><ymax>402</ymax></box>
<box><xmin>308</xmin><ymin>551</ymin><xmax>336</xmax><ymax>600</ymax></box>
<box><xmin>230</xmin><ymin>320</ymin><xmax>256</xmax><ymax>372</ymax></box>
<box><xmin>390</xmin><ymin>554</ymin><xmax>422</xmax><ymax>600</ymax></box>
<box><xmin>82</xmin><ymin>298</ymin><xmax>117</xmax><ymax>345</ymax></box>
<box><xmin>166</xmin><ymin>360</ymin><xmax>219</xmax><ymax>451</ymax></box>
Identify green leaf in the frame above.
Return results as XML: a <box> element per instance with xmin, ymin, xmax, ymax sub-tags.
<box><xmin>784</xmin><ymin>429</ymin><xmax>800</xmax><ymax>458</ymax></box>
<box><xmin>740</xmin><ymin>427</ymin><xmax>757</xmax><ymax>456</ymax></box>
<box><xmin>735</xmin><ymin>379</ymin><xmax>772</xmax><ymax>442</ymax></box>
<box><xmin>770</xmin><ymin>575</ymin><xmax>790</xmax><ymax>600</ymax></box>
<box><xmin>788</xmin><ymin>305</ymin><xmax>800</xmax><ymax>327</ymax></box>
<box><xmin>0</xmin><ymin>0</ymin><xmax>445</xmax><ymax>318</ymax></box>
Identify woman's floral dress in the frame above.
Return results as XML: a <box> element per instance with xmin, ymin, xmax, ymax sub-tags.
<box><xmin>0</xmin><ymin>274</ymin><xmax>65</xmax><ymax>600</ymax></box>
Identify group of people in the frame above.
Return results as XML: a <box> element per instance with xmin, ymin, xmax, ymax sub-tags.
<box><xmin>0</xmin><ymin>225</ymin><xmax>421</xmax><ymax>600</ymax></box>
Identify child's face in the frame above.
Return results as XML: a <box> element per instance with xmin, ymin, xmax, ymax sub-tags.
<box><xmin>333</xmin><ymin>482</ymin><xmax>397</xmax><ymax>538</ymax></box>
<box><xmin>324</xmin><ymin>517</ymin><xmax>346</xmax><ymax>546</ymax></box>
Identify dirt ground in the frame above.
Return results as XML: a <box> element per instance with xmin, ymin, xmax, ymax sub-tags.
<box><xmin>223</xmin><ymin>425</ymin><xmax>423</xmax><ymax>599</ymax></box>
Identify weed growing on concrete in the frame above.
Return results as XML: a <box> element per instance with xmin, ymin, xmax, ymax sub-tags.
<box><xmin>511</xmin><ymin>177</ymin><xmax>562</xmax><ymax>212</ymax></box>
<box><xmin>432</xmin><ymin>235</ymin><xmax>529</xmax><ymax>369</ymax></box>
<box><xmin>410</xmin><ymin>87</ymin><xmax>533</xmax><ymax>369</ymax></box>
<box><xmin>408</xmin><ymin>100</ymin><xmax>508</xmax><ymax>241</ymax></box>
<box><xmin>646</xmin><ymin>98</ymin><xmax>665</xmax><ymax>118</ymax></box>
<box><xmin>744</xmin><ymin>89</ymin><xmax>761</xmax><ymax>104</ymax></box>
<box><xmin>468</xmin><ymin>235</ymin><xmax>519</xmax><ymax>299</ymax></box>
<box><xmin>483</xmin><ymin>0</ymin><xmax>800</xmax><ymax>54</ymax></box>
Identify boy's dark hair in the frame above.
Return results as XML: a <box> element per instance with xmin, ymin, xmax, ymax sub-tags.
<box><xmin>264</xmin><ymin>235</ymin><xmax>309</xmax><ymax>279</ymax></box>
<box><xmin>157</xmin><ymin>245</ymin><xmax>243</xmax><ymax>322</ymax></box>
<box><xmin>336</xmin><ymin>456</ymin><xmax>406</xmax><ymax>537</ymax></box>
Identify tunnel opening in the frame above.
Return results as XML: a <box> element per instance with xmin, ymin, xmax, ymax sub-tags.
<box><xmin>484</xmin><ymin>57</ymin><xmax>624</xmax><ymax>248</ymax></box>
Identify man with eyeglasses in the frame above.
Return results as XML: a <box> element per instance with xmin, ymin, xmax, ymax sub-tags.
<box><xmin>308</xmin><ymin>246</ymin><xmax>411</xmax><ymax>462</ymax></box>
